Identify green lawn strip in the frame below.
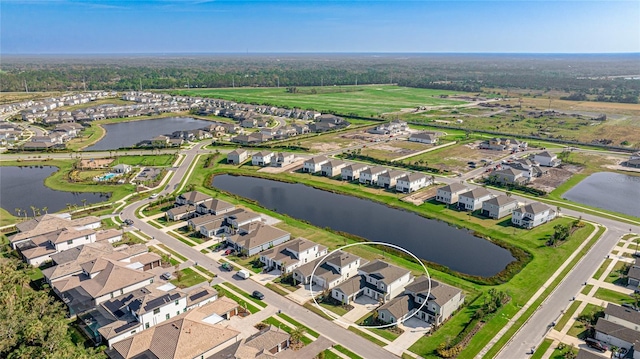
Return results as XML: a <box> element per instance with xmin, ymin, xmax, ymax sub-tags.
<box><xmin>222</xmin><ymin>282</ymin><xmax>268</xmax><ymax>308</ymax></box>
<box><xmin>347</xmin><ymin>326</ymin><xmax>387</xmax><ymax>347</ymax></box>
<box><xmin>554</xmin><ymin>300</ymin><xmax>581</xmax><ymax>331</ymax></box>
<box><xmin>167</xmin><ymin>231</ymin><xmax>197</xmax><ymax>247</ymax></box>
<box><xmin>194</xmin><ymin>265</ymin><xmax>216</xmax><ymax>278</ymax></box>
<box><xmin>147</xmin><ymin>220</ymin><xmax>164</xmax><ymax>229</ymax></box>
<box><xmin>549</xmin><ymin>343</ymin><xmax>579</xmax><ymax>359</ymax></box>
<box><xmin>265</xmin><ymin>283</ymin><xmax>289</xmax><ymax>296</ymax></box>
<box><xmin>401</xmin><ymin>353</ymin><xmax>414</xmax><ymax>359</ymax></box>
<box><xmin>212</xmin><ymin>284</ymin><xmax>261</xmax><ymax>314</ymax></box>
<box><xmin>592</xmin><ymin>258</ymin><xmax>612</xmax><ymax>280</ymax></box>
<box><xmin>531</xmin><ymin>338</ymin><xmax>553</xmax><ymax>359</ymax></box>
<box><xmin>262</xmin><ymin>317</ymin><xmax>312</xmax><ymax>345</ymax></box>
<box><xmin>170</xmin><ymin>267</ymin><xmax>208</xmax><ymax>288</ymax></box>
<box><xmin>605</xmin><ymin>260</ymin><xmax>629</xmax><ymax>284</ymax></box>
<box><xmin>113</xmin><ymin>154</ymin><xmax>176</xmax><ymax>167</ymax></box>
<box><xmin>319</xmin><ymin>300</ymin><xmax>351</xmax><ymax>317</ymax></box>
<box><xmin>333</xmin><ymin>345</ymin><xmax>363</xmax><ymax>359</ymax></box>
<box><xmin>471</xmin><ymin>225</ymin><xmax>604</xmax><ymax>358</ymax></box>
<box><xmin>321</xmin><ymin>349</ymin><xmax>342</xmax><ymax>359</ymax></box>
<box><xmin>581</xmin><ymin>284</ymin><xmax>594</xmax><ymax>295</ymax></box>
<box><xmin>277</xmin><ymin>313</ymin><xmax>320</xmax><ymax>338</ymax></box>
<box><xmin>567</xmin><ymin>304</ymin><xmax>604</xmax><ymax>338</ymax></box>
<box><xmin>157</xmin><ymin>243</ymin><xmax>188</xmax><ymax>262</ymax></box>
<box><xmin>303</xmin><ymin>301</ymin><xmax>336</xmax><ymax>320</ymax></box>
<box><xmin>593</xmin><ymin>288</ymin><xmax>635</xmax><ymax>306</ymax></box>
<box><xmin>357</xmin><ymin>314</ymin><xmax>401</xmax><ymax>341</ymax></box>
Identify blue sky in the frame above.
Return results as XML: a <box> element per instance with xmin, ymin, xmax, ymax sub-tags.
<box><xmin>1</xmin><ymin>0</ymin><xmax>638</xmax><ymax>54</ymax></box>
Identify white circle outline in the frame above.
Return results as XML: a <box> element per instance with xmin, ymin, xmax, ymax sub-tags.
<box><xmin>309</xmin><ymin>241</ymin><xmax>431</xmax><ymax>329</ymax></box>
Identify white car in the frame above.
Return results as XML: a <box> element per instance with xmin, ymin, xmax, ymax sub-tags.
<box><xmin>149</xmin><ymin>193</ymin><xmax>159</xmax><ymax>199</ymax></box>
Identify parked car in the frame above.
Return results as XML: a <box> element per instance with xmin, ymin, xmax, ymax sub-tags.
<box><xmin>585</xmin><ymin>338</ymin><xmax>607</xmax><ymax>352</ymax></box>
<box><xmin>160</xmin><ymin>272</ymin><xmax>172</xmax><ymax>280</ymax></box>
<box><xmin>251</xmin><ymin>290</ymin><xmax>265</xmax><ymax>300</ymax></box>
<box><xmin>615</xmin><ymin>348</ymin><xmax>628</xmax><ymax>358</ymax></box>
<box><xmin>622</xmin><ymin>303</ymin><xmax>639</xmax><ymax>311</ymax></box>
<box><xmin>224</xmin><ymin>249</ymin><xmax>235</xmax><ymax>255</ymax></box>
<box><xmin>221</xmin><ymin>263</ymin><xmax>232</xmax><ymax>271</ymax></box>
<box><xmin>149</xmin><ymin>193</ymin><xmax>159</xmax><ymax>199</ymax></box>
<box><xmin>123</xmin><ymin>219</ymin><xmax>134</xmax><ymax>225</ymax></box>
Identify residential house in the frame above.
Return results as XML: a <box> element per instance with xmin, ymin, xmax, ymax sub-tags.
<box><xmin>112</xmin><ymin>164</ymin><xmax>132</xmax><ymax>174</ymax></box>
<box><xmin>293</xmin><ymin>250</ymin><xmax>362</xmax><ymax>290</ymax></box>
<box><xmin>321</xmin><ymin>160</ymin><xmax>347</xmax><ymax>177</ymax></box>
<box><xmin>270</xmin><ymin>152</ymin><xmax>295</xmax><ymax>167</ymax></box>
<box><xmin>259</xmin><ymin>237</ymin><xmax>328</xmax><ymax>273</ymax></box>
<box><xmin>341</xmin><ymin>163</ymin><xmax>369</xmax><ymax>181</ymax></box>
<box><xmin>378</xmin><ymin>170</ymin><xmax>407</xmax><ymax>189</ymax></box>
<box><xmin>303</xmin><ymin>155</ymin><xmax>329</xmax><ymax>173</ymax></box>
<box><xmin>595</xmin><ymin>304</ymin><xmax>640</xmax><ymax>354</ymax></box>
<box><xmin>435</xmin><ymin>183</ymin><xmax>470</xmax><ymax>205</ymax></box>
<box><xmin>211</xmin><ymin>325</ymin><xmax>290</xmax><ymax>359</ymax></box>
<box><xmin>105</xmin><ymin>302</ymin><xmax>241</xmax><ymax>359</ymax></box>
<box><xmin>165</xmin><ymin>204</ymin><xmax>195</xmax><ymax>221</ymax></box>
<box><xmin>231</xmin><ymin>132</ymin><xmax>272</xmax><ymax>145</ymax></box>
<box><xmin>479</xmin><ymin>138</ymin><xmax>527</xmax><ymax>151</ymax></box>
<box><xmin>458</xmin><ymin>188</ymin><xmax>494</xmax><ymax>211</ymax></box>
<box><xmin>377</xmin><ymin>276</ymin><xmax>464</xmax><ymax>326</ymax></box>
<box><xmin>176</xmin><ymin>191</ymin><xmax>211</xmax><ymax>207</ymax></box>
<box><xmin>396</xmin><ymin>173</ymin><xmax>431</xmax><ymax>193</ymax></box>
<box><xmin>252</xmin><ymin>151</ymin><xmax>274</xmax><ymax>166</ymax></box>
<box><xmin>490</xmin><ymin>168</ymin><xmax>527</xmax><ymax>185</ymax></box>
<box><xmin>331</xmin><ymin>260</ymin><xmax>412</xmax><ymax>305</ymax></box>
<box><xmin>359</xmin><ymin>166</ymin><xmax>388</xmax><ymax>185</ymax></box>
<box><xmin>626</xmin><ymin>151</ymin><xmax>640</xmax><ymax>168</ymax></box>
<box><xmin>504</xmin><ymin>158</ymin><xmax>545</xmax><ymax>180</ymax></box>
<box><xmin>512</xmin><ymin>202</ymin><xmax>557</xmax><ymax>229</ymax></box>
<box><xmin>409</xmin><ymin>132</ymin><xmax>439</xmax><ymax>144</ymax></box>
<box><xmin>196</xmin><ymin>198</ymin><xmax>235</xmax><ymax>216</ymax></box>
<box><xmin>227</xmin><ymin>149</ymin><xmax>249</xmax><ymax>164</ymax></box>
<box><xmin>534</xmin><ymin>151</ymin><xmax>561</xmax><ymax>167</ymax></box>
<box><xmin>225</xmin><ymin>222</ymin><xmax>291</xmax><ymax>256</ymax></box>
<box><xmin>627</xmin><ymin>258</ymin><xmax>640</xmax><ymax>288</ymax></box>
<box><xmin>481</xmin><ymin>195</ymin><xmax>520</xmax><ymax>219</ymax></box>
<box><xmin>225</xmin><ymin>209</ymin><xmax>263</xmax><ymax>229</ymax></box>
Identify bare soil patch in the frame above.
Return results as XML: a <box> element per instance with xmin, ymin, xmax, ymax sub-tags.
<box><xmin>529</xmin><ymin>165</ymin><xmax>581</xmax><ymax>193</ymax></box>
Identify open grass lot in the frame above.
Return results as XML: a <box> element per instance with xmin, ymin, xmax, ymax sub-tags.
<box><xmin>400</xmin><ymin>140</ymin><xmax>507</xmax><ymax>173</ymax></box>
<box><xmin>58</xmin><ymin>98</ymin><xmax>135</xmax><ymax>111</ymax></box>
<box><xmin>604</xmin><ymin>260</ymin><xmax>628</xmax><ymax>285</ymax></box>
<box><xmin>186</xmin><ymin>156</ymin><xmax>602</xmax><ymax>358</ymax></box>
<box><xmin>170</xmin><ymin>267</ymin><xmax>208</xmax><ymax>288</ymax></box>
<box><xmin>567</xmin><ymin>303</ymin><xmax>603</xmax><ymax>338</ymax></box>
<box><xmin>594</xmin><ymin>287</ymin><xmax>635</xmax><ymax>306</ymax></box>
<box><xmin>113</xmin><ymin>154</ymin><xmax>176</xmax><ymax>167</ymax></box>
<box><xmin>0</xmin><ymin>91</ymin><xmax>65</xmax><ymax>104</ymax></box>
<box><xmin>175</xmin><ymin>85</ymin><xmax>468</xmax><ymax>117</ymax></box>
<box><xmin>66</xmin><ymin>123</ymin><xmax>105</xmax><ymax>151</ymax></box>
<box><xmin>360</xmin><ymin>139</ymin><xmax>434</xmax><ymax>161</ymax></box>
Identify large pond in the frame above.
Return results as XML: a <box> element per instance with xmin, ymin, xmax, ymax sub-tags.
<box><xmin>0</xmin><ymin>166</ymin><xmax>110</xmax><ymax>215</ymax></box>
<box><xmin>212</xmin><ymin>175</ymin><xmax>516</xmax><ymax>277</ymax></box>
<box><xmin>85</xmin><ymin>117</ymin><xmax>213</xmax><ymax>151</ymax></box>
<box><xmin>563</xmin><ymin>172</ymin><xmax>640</xmax><ymax>217</ymax></box>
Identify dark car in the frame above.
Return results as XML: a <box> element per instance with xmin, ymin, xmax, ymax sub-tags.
<box><xmin>124</xmin><ymin>219</ymin><xmax>134</xmax><ymax>225</ymax></box>
<box><xmin>585</xmin><ymin>338</ymin><xmax>607</xmax><ymax>352</ymax></box>
<box><xmin>221</xmin><ymin>263</ymin><xmax>232</xmax><ymax>271</ymax></box>
<box><xmin>252</xmin><ymin>290</ymin><xmax>265</xmax><ymax>300</ymax></box>
<box><xmin>622</xmin><ymin>303</ymin><xmax>639</xmax><ymax>311</ymax></box>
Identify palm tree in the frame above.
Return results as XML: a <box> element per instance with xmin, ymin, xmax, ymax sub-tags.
<box><xmin>81</xmin><ymin>199</ymin><xmax>87</xmax><ymax>208</ymax></box>
<box><xmin>30</xmin><ymin>205</ymin><xmax>37</xmax><ymax>218</ymax></box>
<box><xmin>42</xmin><ymin>206</ymin><xmax>48</xmax><ymax>214</ymax></box>
<box><xmin>290</xmin><ymin>326</ymin><xmax>306</xmax><ymax>344</ymax></box>
<box><xmin>14</xmin><ymin>208</ymin><xmax>21</xmax><ymax>218</ymax></box>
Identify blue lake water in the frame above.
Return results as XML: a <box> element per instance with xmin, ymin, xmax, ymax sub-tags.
<box><xmin>563</xmin><ymin>172</ymin><xmax>640</xmax><ymax>217</ymax></box>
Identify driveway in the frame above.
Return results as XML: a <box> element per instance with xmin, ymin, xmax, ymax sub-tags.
<box><xmin>384</xmin><ymin>318</ymin><xmax>430</xmax><ymax>356</ymax></box>
<box><xmin>287</xmin><ymin>284</ymin><xmax>323</xmax><ymax>305</ymax></box>
<box><xmin>342</xmin><ymin>295</ymin><xmax>378</xmax><ymax>322</ymax></box>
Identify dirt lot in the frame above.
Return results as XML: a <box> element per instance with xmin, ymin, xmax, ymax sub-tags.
<box><xmin>79</xmin><ymin>158</ymin><xmax>114</xmax><ymax>169</ymax></box>
<box><xmin>405</xmin><ymin>141</ymin><xmax>511</xmax><ymax>174</ymax></box>
<box><xmin>529</xmin><ymin>165</ymin><xmax>581</xmax><ymax>193</ymax></box>
<box><xmin>401</xmin><ymin>186</ymin><xmax>438</xmax><ymax>205</ymax></box>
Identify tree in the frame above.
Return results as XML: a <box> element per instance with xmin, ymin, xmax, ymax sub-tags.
<box><xmin>30</xmin><ymin>205</ymin><xmax>36</xmax><ymax>218</ymax></box>
<box><xmin>290</xmin><ymin>326</ymin><xmax>306</xmax><ymax>344</ymax></box>
<box><xmin>42</xmin><ymin>207</ymin><xmax>48</xmax><ymax>214</ymax></box>
<box><xmin>81</xmin><ymin>199</ymin><xmax>87</xmax><ymax>209</ymax></box>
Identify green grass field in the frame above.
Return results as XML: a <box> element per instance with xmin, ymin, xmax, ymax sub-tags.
<box><xmin>113</xmin><ymin>154</ymin><xmax>176</xmax><ymax>167</ymax></box>
<box><xmin>170</xmin><ymin>267</ymin><xmax>208</xmax><ymax>288</ymax></box>
<box><xmin>175</xmin><ymin>85</ymin><xmax>467</xmax><ymax>117</ymax></box>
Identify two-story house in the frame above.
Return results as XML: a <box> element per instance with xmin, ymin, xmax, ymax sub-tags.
<box><xmin>435</xmin><ymin>183</ymin><xmax>469</xmax><ymax>205</ymax></box>
<box><xmin>270</xmin><ymin>152</ymin><xmax>295</xmax><ymax>167</ymax></box>
<box><xmin>303</xmin><ymin>155</ymin><xmax>329</xmax><ymax>173</ymax></box>
<box><xmin>396</xmin><ymin>173</ymin><xmax>431</xmax><ymax>193</ymax></box>
<box><xmin>225</xmin><ymin>222</ymin><xmax>291</xmax><ymax>256</ymax></box>
<box><xmin>331</xmin><ymin>260</ymin><xmax>412</xmax><ymax>305</ymax></box>
<box><xmin>259</xmin><ymin>237</ymin><xmax>328</xmax><ymax>273</ymax></box>
<box><xmin>511</xmin><ymin>202</ymin><xmax>556</xmax><ymax>229</ymax></box>
<box><xmin>341</xmin><ymin>163</ymin><xmax>369</xmax><ymax>181</ymax></box>
<box><xmin>595</xmin><ymin>304</ymin><xmax>640</xmax><ymax>354</ymax></box>
<box><xmin>359</xmin><ymin>166</ymin><xmax>388</xmax><ymax>185</ymax></box>
<box><xmin>252</xmin><ymin>151</ymin><xmax>274</xmax><ymax>166</ymax></box>
<box><xmin>481</xmin><ymin>195</ymin><xmax>520</xmax><ymax>219</ymax></box>
<box><xmin>196</xmin><ymin>198</ymin><xmax>235</xmax><ymax>216</ymax></box>
<box><xmin>227</xmin><ymin>149</ymin><xmax>249</xmax><ymax>164</ymax></box>
<box><xmin>458</xmin><ymin>187</ymin><xmax>494</xmax><ymax>211</ymax></box>
<box><xmin>293</xmin><ymin>251</ymin><xmax>362</xmax><ymax>290</ymax></box>
<box><xmin>321</xmin><ymin>160</ymin><xmax>347</xmax><ymax>177</ymax></box>
<box><xmin>175</xmin><ymin>191</ymin><xmax>211</xmax><ymax>207</ymax></box>
<box><xmin>534</xmin><ymin>151</ymin><xmax>561</xmax><ymax>167</ymax></box>
<box><xmin>377</xmin><ymin>170</ymin><xmax>407</xmax><ymax>189</ymax></box>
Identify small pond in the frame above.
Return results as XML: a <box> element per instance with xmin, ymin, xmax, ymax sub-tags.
<box><xmin>563</xmin><ymin>172</ymin><xmax>640</xmax><ymax>217</ymax></box>
<box><xmin>0</xmin><ymin>166</ymin><xmax>110</xmax><ymax>215</ymax></box>
<box><xmin>212</xmin><ymin>175</ymin><xmax>516</xmax><ymax>277</ymax></box>
<box><xmin>85</xmin><ymin>117</ymin><xmax>213</xmax><ymax>151</ymax></box>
